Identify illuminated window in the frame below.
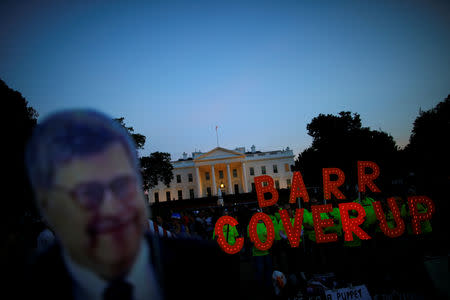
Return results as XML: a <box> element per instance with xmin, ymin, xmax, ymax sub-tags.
<box><xmin>285</xmin><ymin>164</ymin><xmax>290</xmax><ymax>172</ymax></box>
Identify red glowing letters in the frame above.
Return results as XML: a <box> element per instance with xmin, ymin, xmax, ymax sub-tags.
<box><xmin>289</xmin><ymin>172</ymin><xmax>310</xmax><ymax>203</ymax></box>
<box><xmin>339</xmin><ymin>202</ymin><xmax>371</xmax><ymax>241</ymax></box>
<box><xmin>214</xmin><ymin>216</ymin><xmax>244</xmax><ymax>254</ymax></box>
<box><xmin>323</xmin><ymin>168</ymin><xmax>346</xmax><ymax>200</ymax></box>
<box><xmin>312</xmin><ymin>204</ymin><xmax>338</xmax><ymax>243</ymax></box>
<box><xmin>249</xmin><ymin>212</ymin><xmax>275</xmax><ymax>251</ymax></box>
<box><xmin>357</xmin><ymin>161</ymin><xmax>381</xmax><ymax>193</ymax></box>
<box><xmin>373</xmin><ymin>197</ymin><xmax>405</xmax><ymax>238</ymax></box>
<box><xmin>214</xmin><ymin>161</ymin><xmax>437</xmax><ymax>254</ymax></box>
<box><xmin>254</xmin><ymin>175</ymin><xmax>279</xmax><ymax>207</ymax></box>
<box><xmin>279</xmin><ymin>208</ymin><xmax>304</xmax><ymax>247</ymax></box>
<box><xmin>408</xmin><ymin>196</ymin><xmax>435</xmax><ymax>235</ymax></box>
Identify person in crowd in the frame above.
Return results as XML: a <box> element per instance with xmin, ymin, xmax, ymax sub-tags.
<box><xmin>303</xmin><ymin>197</ymin><xmax>328</xmax><ymax>273</ymax></box>
<box><xmin>212</xmin><ymin>209</ymin><xmax>240</xmax><ymax>245</ymax></box>
<box><xmin>323</xmin><ymin>198</ymin><xmax>343</xmax><ymax>274</ymax></box>
<box><xmin>205</xmin><ymin>208</ymin><xmax>215</xmax><ymax>239</ymax></box>
<box><xmin>212</xmin><ymin>208</ymin><xmax>242</xmax><ymax>275</ymax></box>
<box><xmin>169</xmin><ymin>212</ymin><xmax>190</xmax><ymax>237</ymax></box>
<box><xmin>22</xmin><ymin>109</ymin><xmax>234</xmax><ymax>300</ymax></box>
<box><xmin>278</xmin><ymin>204</ymin><xmax>304</xmax><ymax>277</ymax></box>
<box><xmin>247</xmin><ymin>208</ymin><xmax>273</xmax><ymax>295</ymax></box>
<box><xmin>269</xmin><ymin>205</ymin><xmax>284</xmax><ymax>273</ymax></box>
<box><xmin>147</xmin><ymin>216</ymin><xmax>172</xmax><ymax>238</ymax></box>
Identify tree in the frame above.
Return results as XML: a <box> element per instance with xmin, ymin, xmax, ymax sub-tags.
<box><xmin>140</xmin><ymin>152</ymin><xmax>174</xmax><ymax>193</ymax></box>
<box><xmin>2</xmin><ymin>78</ymin><xmax>39</xmax><ymax>218</ymax></box>
<box><xmin>112</xmin><ymin>117</ymin><xmax>173</xmax><ymax>196</ymax></box>
<box><xmin>2</xmin><ymin>78</ymin><xmax>39</xmax><ymax>275</ymax></box>
<box><xmin>404</xmin><ymin>95</ymin><xmax>450</xmax><ymax>240</ymax></box>
<box><xmin>295</xmin><ymin>111</ymin><xmax>399</xmax><ymax>196</ymax></box>
<box><xmin>405</xmin><ymin>95</ymin><xmax>450</xmax><ymax>193</ymax></box>
<box><xmin>114</xmin><ymin>117</ymin><xmax>146</xmax><ymax>150</ymax></box>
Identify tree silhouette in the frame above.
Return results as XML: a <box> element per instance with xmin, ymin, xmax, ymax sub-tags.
<box><xmin>404</xmin><ymin>95</ymin><xmax>449</xmax><ymax>239</ymax></box>
<box><xmin>112</xmin><ymin>118</ymin><xmax>173</xmax><ymax>195</ymax></box>
<box><xmin>140</xmin><ymin>152</ymin><xmax>174</xmax><ymax>195</ymax></box>
<box><xmin>406</xmin><ymin>95</ymin><xmax>450</xmax><ymax>193</ymax></box>
<box><xmin>295</xmin><ymin>111</ymin><xmax>399</xmax><ymax>197</ymax></box>
<box><xmin>2</xmin><ymin>78</ymin><xmax>39</xmax><ymax>278</ymax></box>
<box><xmin>113</xmin><ymin>117</ymin><xmax>146</xmax><ymax>150</ymax></box>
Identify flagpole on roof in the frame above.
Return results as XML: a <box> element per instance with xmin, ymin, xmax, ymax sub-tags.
<box><xmin>216</xmin><ymin>125</ymin><xmax>219</xmax><ymax>147</ymax></box>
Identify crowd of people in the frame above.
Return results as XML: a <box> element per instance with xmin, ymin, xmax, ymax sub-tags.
<box><xmin>147</xmin><ymin>190</ymin><xmax>435</xmax><ymax>298</ymax></box>
<box><xmin>31</xmin><ymin>188</ymin><xmax>436</xmax><ymax>298</ymax></box>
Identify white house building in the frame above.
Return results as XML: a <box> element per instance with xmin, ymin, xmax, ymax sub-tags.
<box><xmin>148</xmin><ymin>145</ymin><xmax>295</xmax><ymax>203</ymax></box>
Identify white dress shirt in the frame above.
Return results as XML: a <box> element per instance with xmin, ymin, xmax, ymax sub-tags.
<box><xmin>63</xmin><ymin>238</ymin><xmax>161</xmax><ymax>300</ymax></box>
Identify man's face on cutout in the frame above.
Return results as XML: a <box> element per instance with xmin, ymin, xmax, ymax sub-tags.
<box><xmin>42</xmin><ymin>142</ymin><xmax>147</xmax><ymax>278</ymax></box>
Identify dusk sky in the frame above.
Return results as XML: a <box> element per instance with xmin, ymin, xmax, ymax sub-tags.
<box><xmin>1</xmin><ymin>0</ymin><xmax>449</xmax><ymax>160</ymax></box>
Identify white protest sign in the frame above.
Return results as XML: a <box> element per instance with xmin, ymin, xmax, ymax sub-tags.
<box><xmin>325</xmin><ymin>285</ymin><xmax>371</xmax><ymax>300</ymax></box>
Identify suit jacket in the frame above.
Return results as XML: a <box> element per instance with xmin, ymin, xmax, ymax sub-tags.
<box><xmin>19</xmin><ymin>233</ymin><xmax>240</xmax><ymax>300</ymax></box>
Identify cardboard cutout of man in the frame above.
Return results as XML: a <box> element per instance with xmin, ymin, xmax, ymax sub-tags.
<box><xmin>23</xmin><ymin>109</ymin><xmax>234</xmax><ymax>300</ymax></box>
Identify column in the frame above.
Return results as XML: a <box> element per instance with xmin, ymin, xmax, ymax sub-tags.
<box><xmin>211</xmin><ymin>164</ymin><xmax>217</xmax><ymax>196</ymax></box>
<box><xmin>226</xmin><ymin>164</ymin><xmax>233</xmax><ymax>194</ymax></box>
<box><xmin>195</xmin><ymin>167</ymin><xmax>202</xmax><ymax>198</ymax></box>
<box><xmin>242</xmin><ymin>162</ymin><xmax>248</xmax><ymax>193</ymax></box>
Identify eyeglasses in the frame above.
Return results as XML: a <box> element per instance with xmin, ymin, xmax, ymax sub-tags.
<box><xmin>54</xmin><ymin>175</ymin><xmax>138</xmax><ymax>210</ymax></box>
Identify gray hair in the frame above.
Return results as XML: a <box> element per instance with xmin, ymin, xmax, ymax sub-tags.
<box><xmin>25</xmin><ymin>109</ymin><xmax>140</xmax><ymax>192</ymax></box>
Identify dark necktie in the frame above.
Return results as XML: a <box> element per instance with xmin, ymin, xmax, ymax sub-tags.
<box><xmin>103</xmin><ymin>279</ymin><xmax>134</xmax><ymax>300</ymax></box>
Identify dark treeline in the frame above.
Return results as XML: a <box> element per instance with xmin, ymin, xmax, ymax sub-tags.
<box><xmin>293</xmin><ymin>97</ymin><xmax>449</xmax><ymax>243</ymax></box>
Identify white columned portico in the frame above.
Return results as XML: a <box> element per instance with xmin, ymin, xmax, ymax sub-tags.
<box><xmin>242</xmin><ymin>162</ymin><xmax>249</xmax><ymax>193</ymax></box>
<box><xmin>195</xmin><ymin>167</ymin><xmax>202</xmax><ymax>198</ymax></box>
<box><xmin>211</xmin><ymin>164</ymin><xmax>217</xmax><ymax>196</ymax></box>
<box><xmin>226</xmin><ymin>164</ymin><xmax>233</xmax><ymax>194</ymax></box>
